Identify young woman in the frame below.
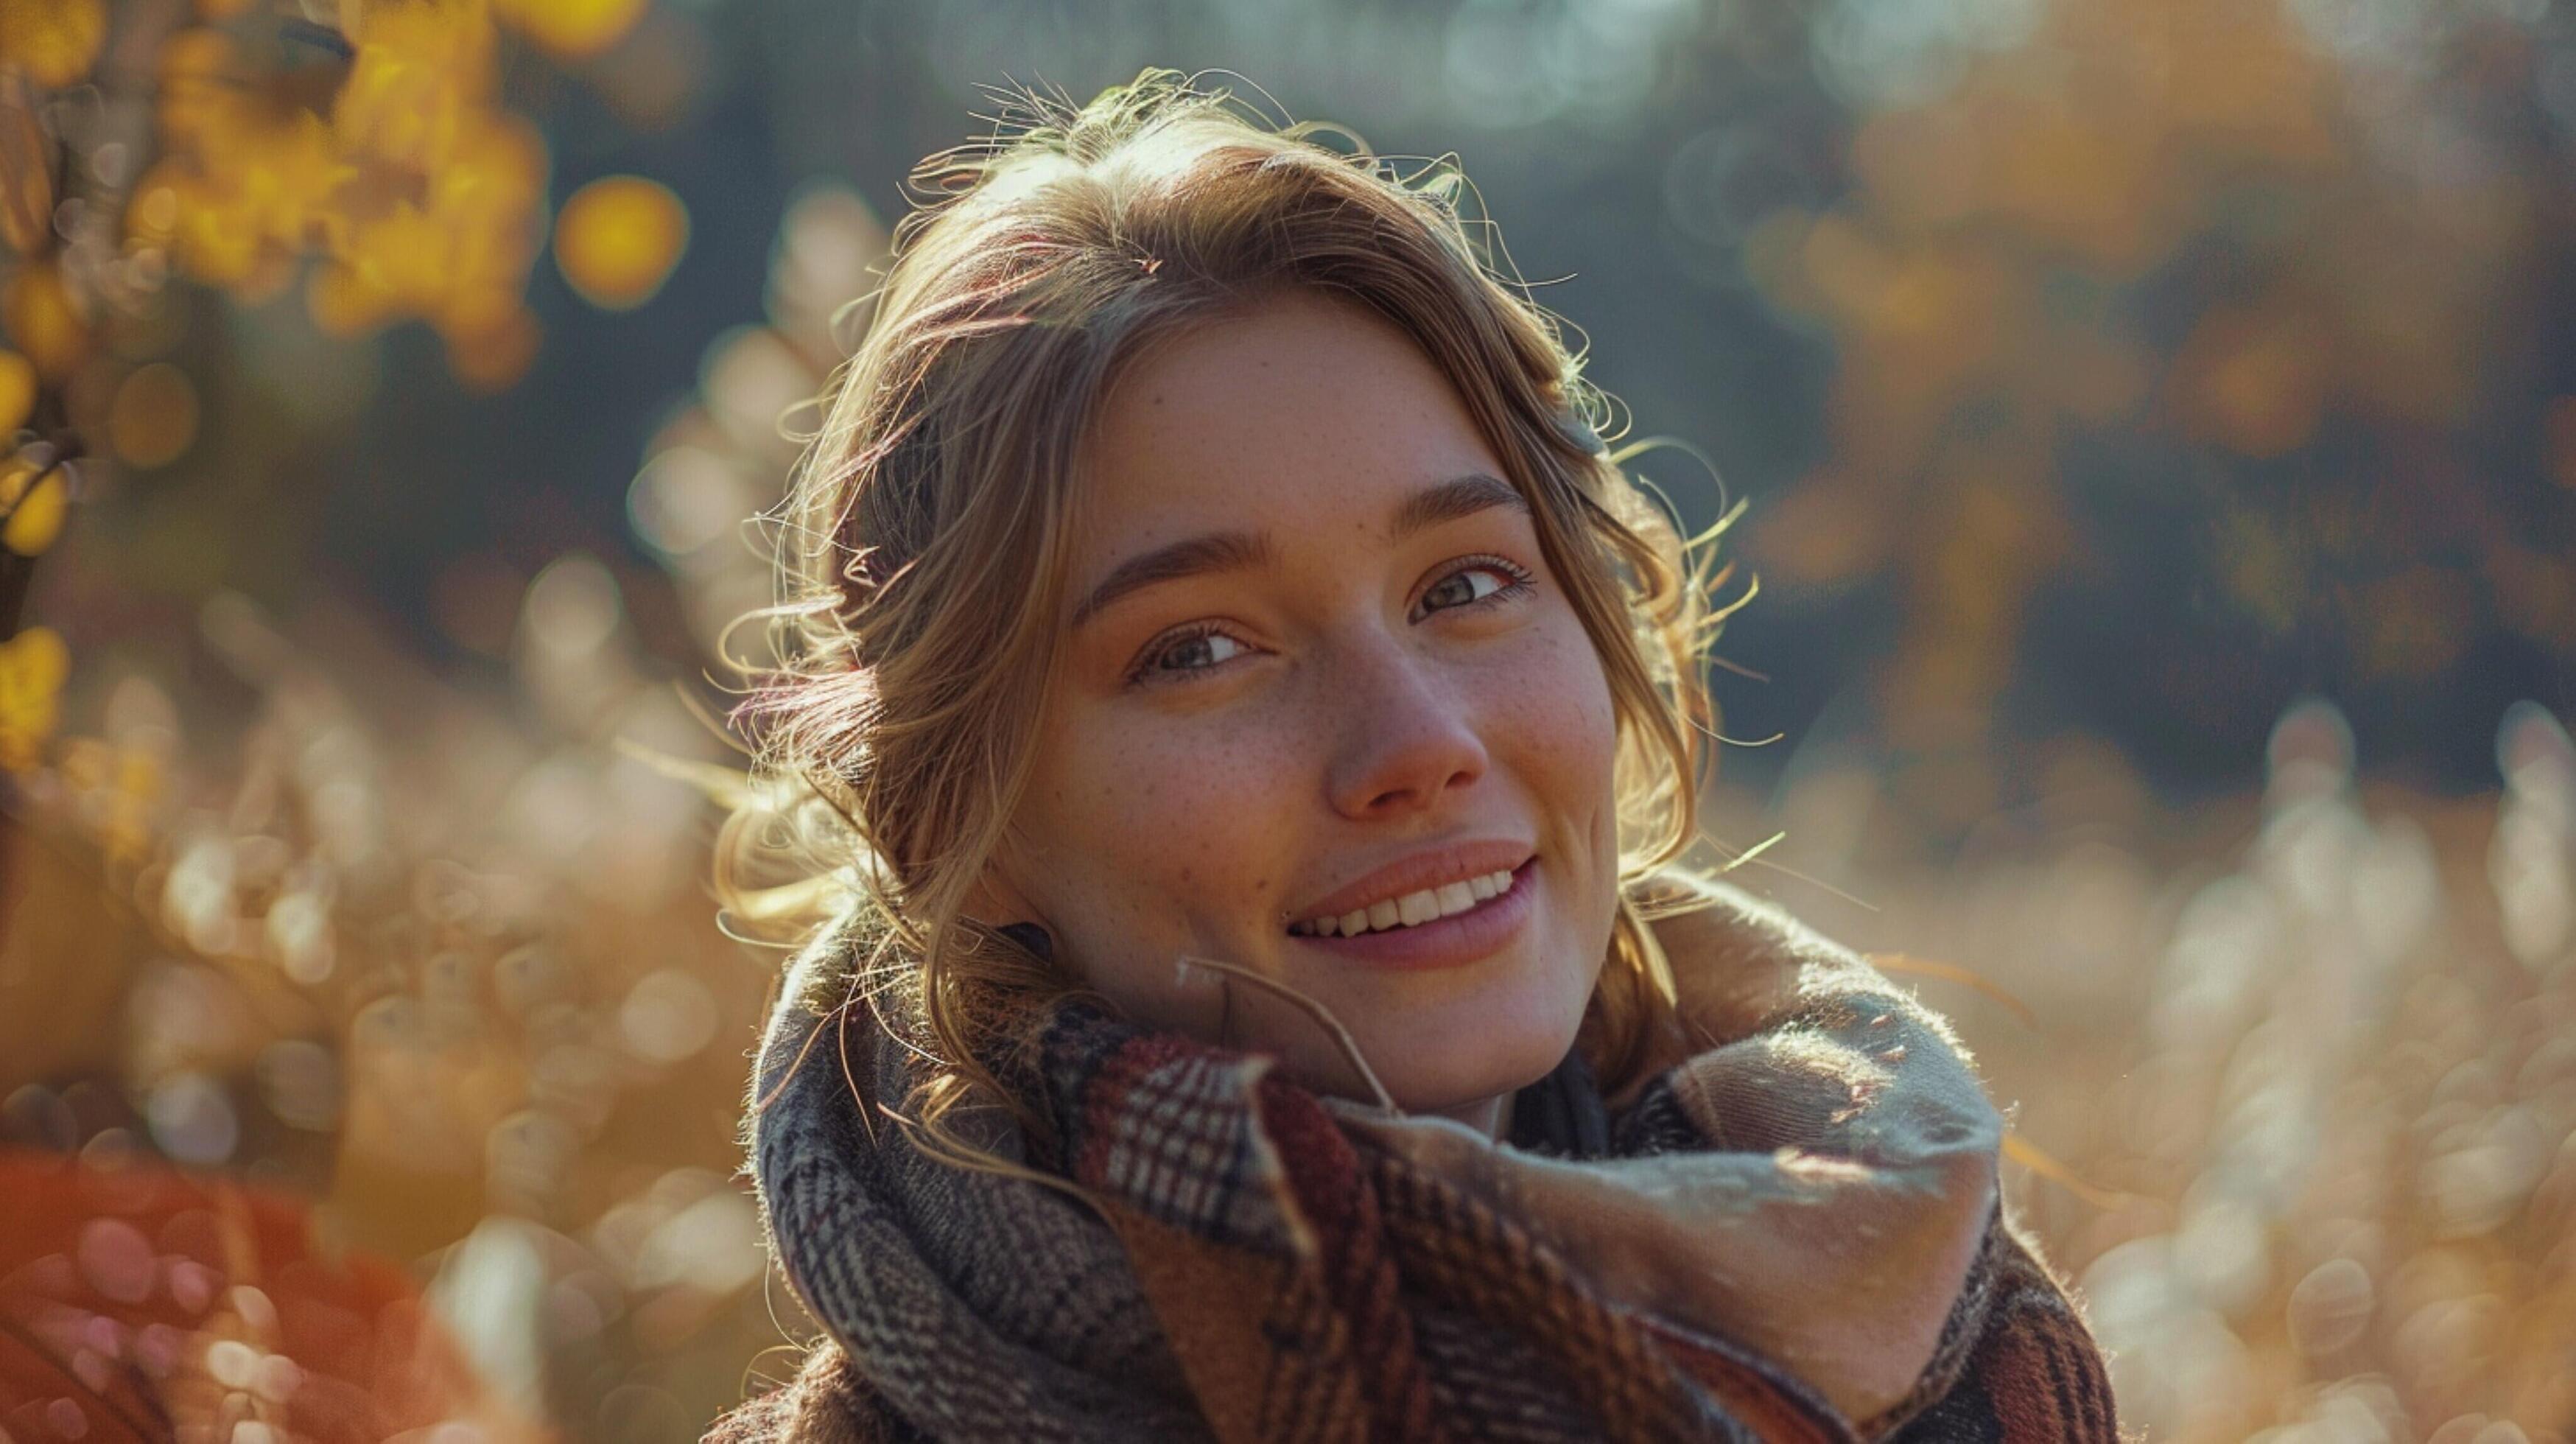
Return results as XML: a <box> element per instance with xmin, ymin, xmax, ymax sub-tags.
<box><xmin>709</xmin><ymin>72</ymin><xmax>2115</xmax><ymax>1443</ymax></box>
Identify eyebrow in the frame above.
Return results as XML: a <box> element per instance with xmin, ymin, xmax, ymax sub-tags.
<box><xmin>1070</xmin><ymin>472</ymin><xmax>1528</xmax><ymax>628</ymax></box>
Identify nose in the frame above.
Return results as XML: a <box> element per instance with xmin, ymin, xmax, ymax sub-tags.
<box><xmin>1322</xmin><ymin>635</ymin><xmax>1489</xmax><ymax>819</ymax></box>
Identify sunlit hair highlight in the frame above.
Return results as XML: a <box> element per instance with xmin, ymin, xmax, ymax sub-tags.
<box><xmin>723</xmin><ymin>70</ymin><xmax>1741</xmax><ymax>1183</ymax></box>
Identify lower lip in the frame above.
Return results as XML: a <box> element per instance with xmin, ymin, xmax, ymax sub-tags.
<box><xmin>1288</xmin><ymin>861</ymin><xmax>1536</xmax><ymax>971</ymax></box>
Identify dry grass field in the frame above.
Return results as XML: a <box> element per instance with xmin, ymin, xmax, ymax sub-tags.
<box><xmin>4</xmin><ymin>599</ymin><xmax>2569</xmax><ymax>1437</ymax></box>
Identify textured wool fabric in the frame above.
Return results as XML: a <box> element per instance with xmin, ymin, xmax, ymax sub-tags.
<box><xmin>712</xmin><ymin>883</ymin><xmax>2117</xmax><ymax>1443</ymax></box>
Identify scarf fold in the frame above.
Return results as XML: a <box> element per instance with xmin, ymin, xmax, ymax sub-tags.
<box><xmin>720</xmin><ymin>889</ymin><xmax>2116</xmax><ymax>1443</ymax></box>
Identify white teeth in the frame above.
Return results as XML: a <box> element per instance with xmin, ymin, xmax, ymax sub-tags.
<box><xmin>1293</xmin><ymin>865</ymin><xmax>1524</xmax><ymax>937</ymax></box>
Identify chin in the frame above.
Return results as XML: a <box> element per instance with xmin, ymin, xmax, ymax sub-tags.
<box><xmin>1361</xmin><ymin>977</ymin><xmax>1593</xmax><ymax>1118</ymax></box>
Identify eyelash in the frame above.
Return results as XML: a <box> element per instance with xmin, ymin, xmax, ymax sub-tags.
<box><xmin>1122</xmin><ymin>554</ymin><xmax>1538</xmax><ymax>688</ymax></box>
<box><xmin>1415</xmin><ymin>553</ymin><xmax>1536</xmax><ymax>620</ymax></box>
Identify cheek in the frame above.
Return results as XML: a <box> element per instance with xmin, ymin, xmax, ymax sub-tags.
<box><xmin>1484</xmin><ymin>615</ymin><xmax>1621</xmax><ymax>819</ymax></box>
<box><xmin>1019</xmin><ymin>709</ymin><xmax>1302</xmax><ymax>944</ymax></box>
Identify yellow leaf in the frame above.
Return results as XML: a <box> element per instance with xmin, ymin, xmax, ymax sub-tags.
<box><xmin>0</xmin><ymin>71</ymin><xmax>53</xmax><ymax>254</ymax></box>
<box><xmin>3</xmin><ymin>463</ymin><xmax>66</xmax><ymax>555</ymax></box>
<box><xmin>0</xmin><ymin>0</ymin><xmax>107</xmax><ymax>89</ymax></box>
<box><xmin>553</xmin><ymin>175</ymin><xmax>687</xmax><ymax>311</ymax></box>
<box><xmin>1</xmin><ymin>262</ymin><xmax>87</xmax><ymax>379</ymax></box>
<box><xmin>0</xmin><ymin>623</ymin><xmax>69</xmax><ymax>773</ymax></box>
<box><xmin>493</xmin><ymin>0</ymin><xmax>650</xmax><ymax>60</ymax></box>
<box><xmin>306</xmin><ymin>261</ymin><xmax>399</xmax><ymax>337</ymax></box>
<box><xmin>0</xmin><ymin>349</ymin><xmax>32</xmax><ymax>432</ymax></box>
<box><xmin>152</xmin><ymin>28</ymin><xmax>241</xmax><ymax>152</ymax></box>
<box><xmin>362</xmin><ymin>202</ymin><xmax>464</xmax><ymax>301</ymax></box>
<box><xmin>175</xmin><ymin>198</ymin><xmax>269</xmax><ymax>285</ymax></box>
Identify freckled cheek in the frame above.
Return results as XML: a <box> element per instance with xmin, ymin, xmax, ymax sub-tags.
<box><xmin>1048</xmin><ymin>723</ymin><xmax>1306</xmax><ymax>936</ymax></box>
<box><xmin>1475</xmin><ymin>627</ymin><xmax>1620</xmax><ymax>809</ymax></box>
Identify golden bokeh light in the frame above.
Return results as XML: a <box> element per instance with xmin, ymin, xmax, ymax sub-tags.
<box><xmin>0</xmin><ymin>622</ymin><xmax>66</xmax><ymax>771</ymax></box>
<box><xmin>493</xmin><ymin>0</ymin><xmax>652</xmax><ymax>60</ymax></box>
<box><xmin>0</xmin><ymin>0</ymin><xmax>108</xmax><ymax>89</ymax></box>
<box><xmin>0</xmin><ymin>0</ymin><xmax>2563</xmax><ymax>1432</ymax></box>
<box><xmin>108</xmin><ymin>362</ymin><xmax>200</xmax><ymax>469</ymax></box>
<box><xmin>134</xmin><ymin>9</ymin><xmax>554</xmax><ymax>385</ymax></box>
<box><xmin>0</xmin><ymin>77</ymin><xmax>54</xmax><ymax>255</ymax></box>
<box><xmin>0</xmin><ymin>348</ymin><xmax>32</xmax><ymax>432</ymax></box>
<box><xmin>554</xmin><ymin>175</ymin><xmax>689</xmax><ymax>311</ymax></box>
<box><xmin>3</xmin><ymin>261</ymin><xmax>88</xmax><ymax>379</ymax></box>
<box><xmin>1</xmin><ymin>459</ymin><xmax>66</xmax><ymax>555</ymax></box>
<box><xmin>305</xmin><ymin>259</ymin><xmax>397</xmax><ymax>338</ymax></box>
<box><xmin>147</xmin><ymin>26</ymin><xmax>236</xmax><ymax>154</ymax></box>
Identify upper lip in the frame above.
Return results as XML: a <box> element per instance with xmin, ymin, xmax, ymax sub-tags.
<box><xmin>1288</xmin><ymin>839</ymin><xmax>1535</xmax><ymax>928</ymax></box>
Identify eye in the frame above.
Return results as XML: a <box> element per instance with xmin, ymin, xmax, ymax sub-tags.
<box><xmin>1128</xmin><ymin>624</ymin><xmax>1252</xmax><ymax>685</ymax></box>
<box><xmin>1413</xmin><ymin>555</ymin><xmax>1534</xmax><ymax>621</ymax></box>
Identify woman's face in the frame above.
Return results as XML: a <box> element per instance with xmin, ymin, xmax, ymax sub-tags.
<box><xmin>989</xmin><ymin>290</ymin><xmax>1622</xmax><ymax>1128</ymax></box>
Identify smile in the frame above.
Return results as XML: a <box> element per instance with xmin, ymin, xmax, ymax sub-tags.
<box><xmin>1287</xmin><ymin>868</ymin><xmax>1519</xmax><ymax>937</ymax></box>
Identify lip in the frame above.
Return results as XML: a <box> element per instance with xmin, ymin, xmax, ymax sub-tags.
<box><xmin>1288</xmin><ymin>838</ymin><xmax>1537</xmax><ymax>925</ymax></box>
<box><xmin>1288</xmin><ymin>858</ymin><xmax>1537</xmax><ymax>971</ymax></box>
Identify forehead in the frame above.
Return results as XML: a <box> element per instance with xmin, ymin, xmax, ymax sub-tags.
<box><xmin>1075</xmin><ymin>291</ymin><xmax>1506</xmax><ymax>550</ymax></box>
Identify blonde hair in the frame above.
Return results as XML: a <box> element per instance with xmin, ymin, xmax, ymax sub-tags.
<box><xmin>726</xmin><ymin>71</ymin><xmax>1736</xmax><ymax>1173</ymax></box>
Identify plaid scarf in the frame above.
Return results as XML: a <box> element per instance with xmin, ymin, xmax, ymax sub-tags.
<box><xmin>713</xmin><ymin>894</ymin><xmax>2116</xmax><ymax>1443</ymax></box>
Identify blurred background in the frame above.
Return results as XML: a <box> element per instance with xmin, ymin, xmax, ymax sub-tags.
<box><xmin>0</xmin><ymin>0</ymin><xmax>2572</xmax><ymax>1438</ymax></box>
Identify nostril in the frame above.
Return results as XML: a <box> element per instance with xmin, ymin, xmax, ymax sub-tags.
<box><xmin>1322</xmin><ymin>665</ymin><xmax>1490</xmax><ymax>819</ymax></box>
